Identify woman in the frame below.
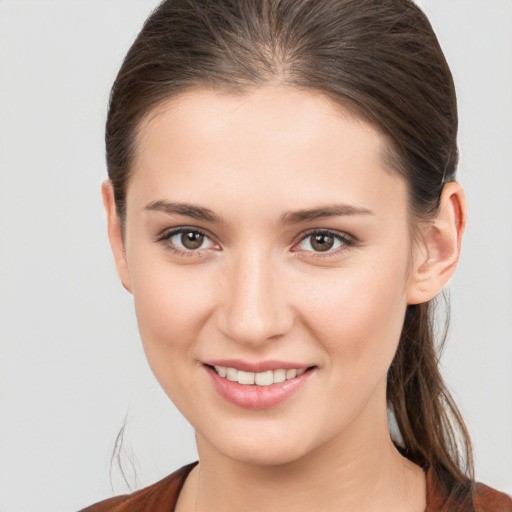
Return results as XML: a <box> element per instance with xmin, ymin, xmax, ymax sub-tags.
<box><xmin>80</xmin><ymin>0</ymin><xmax>512</xmax><ymax>510</ymax></box>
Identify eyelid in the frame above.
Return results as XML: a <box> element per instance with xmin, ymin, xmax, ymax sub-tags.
<box><xmin>155</xmin><ymin>226</ymin><xmax>220</xmax><ymax>256</ymax></box>
<box><xmin>155</xmin><ymin>226</ymin><xmax>358</xmax><ymax>258</ymax></box>
<box><xmin>291</xmin><ymin>228</ymin><xmax>358</xmax><ymax>256</ymax></box>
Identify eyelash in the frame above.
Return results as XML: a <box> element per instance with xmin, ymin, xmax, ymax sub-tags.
<box><xmin>155</xmin><ymin>227</ymin><xmax>217</xmax><ymax>257</ymax></box>
<box><xmin>294</xmin><ymin>229</ymin><xmax>357</xmax><ymax>257</ymax></box>
<box><xmin>155</xmin><ymin>227</ymin><xmax>357</xmax><ymax>258</ymax></box>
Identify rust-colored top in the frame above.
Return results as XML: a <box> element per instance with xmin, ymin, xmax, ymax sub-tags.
<box><xmin>79</xmin><ymin>462</ymin><xmax>512</xmax><ymax>512</ymax></box>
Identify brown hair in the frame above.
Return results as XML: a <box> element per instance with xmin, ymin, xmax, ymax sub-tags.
<box><xmin>106</xmin><ymin>0</ymin><xmax>474</xmax><ymax>503</ymax></box>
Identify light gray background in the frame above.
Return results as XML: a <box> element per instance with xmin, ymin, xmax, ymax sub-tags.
<box><xmin>0</xmin><ymin>1</ymin><xmax>511</xmax><ymax>511</ymax></box>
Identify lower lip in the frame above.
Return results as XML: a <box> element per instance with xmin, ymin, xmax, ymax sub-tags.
<box><xmin>205</xmin><ymin>366</ymin><xmax>314</xmax><ymax>410</ymax></box>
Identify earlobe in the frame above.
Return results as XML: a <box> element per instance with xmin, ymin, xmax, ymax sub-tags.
<box><xmin>101</xmin><ymin>180</ymin><xmax>133</xmax><ymax>294</ymax></box>
<box><xmin>407</xmin><ymin>182</ymin><xmax>467</xmax><ymax>305</ymax></box>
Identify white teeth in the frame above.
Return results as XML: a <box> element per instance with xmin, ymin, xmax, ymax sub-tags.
<box><xmin>255</xmin><ymin>370</ymin><xmax>273</xmax><ymax>386</ymax></box>
<box><xmin>213</xmin><ymin>365</ymin><xmax>308</xmax><ymax>385</ymax></box>
<box><xmin>214</xmin><ymin>366</ymin><xmax>227</xmax><ymax>377</ymax></box>
<box><xmin>226</xmin><ymin>367</ymin><xmax>238</xmax><ymax>382</ymax></box>
<box><xmin>273</xmin><ymin>369</ymin><xmax>286</xmax><ymax>383</ymax></box>
<box><xmin>237</xmin><ymin>370</ymin><xmax>255</xmax><ymax>385</ymax></box>
<box><xmin>286</xmin><ymin>369</ymin><xmax>297</xmax><ymax>379</ymax></box>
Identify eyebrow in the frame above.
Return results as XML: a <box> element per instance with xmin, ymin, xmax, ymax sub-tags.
<box><xmin>281</xmin><ymin>204</ymin><xmax>374</xmax><ymax>224</ymax></box>
<box><xmin>145</xmin><ymin>200</ymin><xmax>374</xmax><ymax>225</ymax></box>
<box><xmin>145</xmin><ymin>200</ymin><xmax>226</xmax><ymax>223</ymax></box>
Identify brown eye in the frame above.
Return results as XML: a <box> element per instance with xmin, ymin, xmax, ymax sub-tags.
<box><xmin>181</xmin><ymin>231</ymin><xmax>204</xmax><ymax>250</ymax></box>
<box><xmin>310</xmin><ymin>233</ymin><xmax>335</xmax><ymax>252</ymax></box>
<box><xmin>295</xmin><ymin>230</ymin><xmax>353</xmax><ymax>255</ymax></box>
<box><xmin>159</xmin><ymin>228</ymin><xmax>216</xmax><ymax>254</ymax></box>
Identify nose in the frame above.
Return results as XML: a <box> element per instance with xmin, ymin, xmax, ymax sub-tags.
<box><xmin>216</xmin><ymin>249</ymin><xmax>294</xmax><ymax>346</ymax></box>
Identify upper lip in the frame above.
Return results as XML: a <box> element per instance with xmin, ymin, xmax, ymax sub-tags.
<box><xmin>203</xmin><ymin>359</ymin><xmax>312</xmax><ymax>373</ymax></box>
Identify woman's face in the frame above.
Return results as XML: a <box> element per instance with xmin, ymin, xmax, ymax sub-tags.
<box><xmin>118</xmin><ymin>86</ymin><xmax>423</xmax><ymax>465</ymax></box>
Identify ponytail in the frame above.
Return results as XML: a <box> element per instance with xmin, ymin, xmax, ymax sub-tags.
<box><xmin>388</xmin><ymin>299</ymin><xmax>474</xmax><ymax>501</ymax></box>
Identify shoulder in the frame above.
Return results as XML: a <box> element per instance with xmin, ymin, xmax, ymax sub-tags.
<box><xmin>426</xmin><ymin>466</ymin><xmax>512</xmax><ymax>512</ymax></box>
<box><xmin>472</xmin><ymin>482</ymin><xmax>512</xmax><ymax>512</ymax></box>
<box><xmin>78</xmin><ymin>462</ymin><xmax>198</xmax><ymax>512</ymax></box>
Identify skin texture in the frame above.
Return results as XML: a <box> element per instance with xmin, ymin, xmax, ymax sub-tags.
<box><xmin>103</xmin><ymin>86</ymin><xmax>466</xmax><ymax>512</ymax></box>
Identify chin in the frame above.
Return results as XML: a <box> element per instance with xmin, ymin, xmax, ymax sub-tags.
<box><xmin>197</xmin><ymin>421</ymin><xmax>322</xmax><ymax>467</ymax></box>
<box><xmin>221</xmin><ymin>440</ymin><xmax>310</xmax><ymax>467</ymax></box>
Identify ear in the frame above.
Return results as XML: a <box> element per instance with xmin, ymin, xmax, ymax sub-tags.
<box><xmin>102</xmin><ymin>180</ymin><xmax>133</xmax><ymax>294</ymax></box>
<box><xmin>407</xmin><ymin>182</ymin><xmax>467</xmax><ymax>305</ymax></box>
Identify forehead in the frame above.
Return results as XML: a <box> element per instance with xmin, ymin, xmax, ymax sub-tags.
<box><xmin>135</xmin><ymin>86</ymin><xmax>385</xmax><ymax>165</ymax></box>
<box><xmin>129</xmin><ymin>86</ymin><xmax>407</xmax><ymax>222</ymax></box>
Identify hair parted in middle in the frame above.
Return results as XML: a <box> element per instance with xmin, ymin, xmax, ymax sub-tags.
<box><xmin>106</xmin><ymin>0</ymin><xmax>473</xmax><ymax>503</ymax></box>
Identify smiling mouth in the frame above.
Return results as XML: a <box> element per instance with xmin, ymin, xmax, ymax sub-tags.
<box><xmin>209</xmin><ymin>365</ymin><xmax>311</xmax><ymax>386</ymax></box>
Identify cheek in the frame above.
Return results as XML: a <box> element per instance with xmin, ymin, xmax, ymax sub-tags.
<box><xmin>129</xmin><ymin>255</ymin><xmax>215</xmax><ymax>368</ymax></box>
<box><xmin>297</xmin><ymin>258</ymin><xmax>409</xmax><ymax>378</ymax></box>
<box><xmin>129</xmin><ymin>260</ymin><xmax>222</xmax><ymax>418</ymax></box>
